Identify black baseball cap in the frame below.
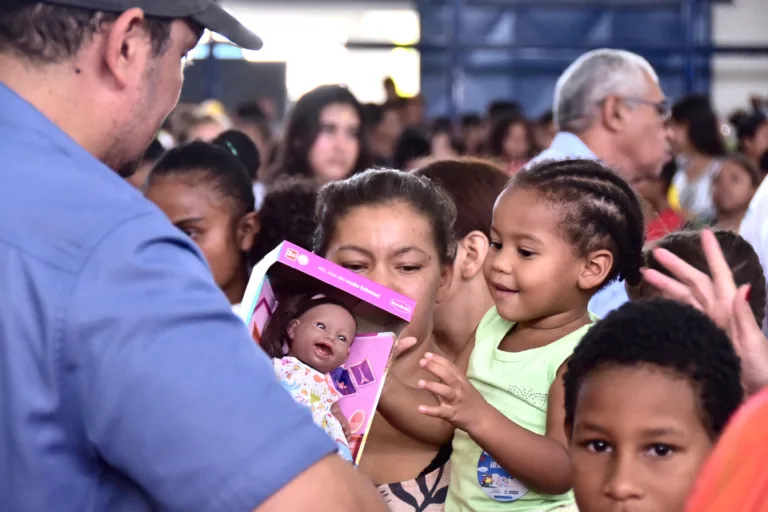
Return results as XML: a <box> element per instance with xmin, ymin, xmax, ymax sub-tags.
<box><xmin>36</xmin><ymin>0</ymin><xmax>262</xmax><ymax>50</ymax></box>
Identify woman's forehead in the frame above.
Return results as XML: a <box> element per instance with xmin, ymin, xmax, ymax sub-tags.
<box><xmin>331</xmin><ymin>203</ymin><xmax>437</xmax><ymax>255</ymax></box>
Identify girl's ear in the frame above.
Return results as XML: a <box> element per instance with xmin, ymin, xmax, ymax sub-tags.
<box><xmin>578</xmin><ymin>249</ymin><xmax>614</xmax><ymax>291</ymax></box>
<box><xmin>237</xmin><ymin>212</ymin><xmax>260</xmax><ymax>253</ymax></box>
<box><xmin>286</xmin><ymin>319</ymin><xmax>300</xmax><ymax>340</ymax></box>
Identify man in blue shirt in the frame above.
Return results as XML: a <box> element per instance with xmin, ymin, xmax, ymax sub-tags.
<box><xmin>527</xmin><ymin>49</ymin><xmax>672</xmax><ymax>317</ymax></box>
<box><xmin>0</xmin><ymin>2</ymin><xmax>385</xmax><ymax>511</ymax></box>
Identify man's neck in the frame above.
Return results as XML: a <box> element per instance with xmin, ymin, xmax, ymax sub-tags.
<box><xmin>0</xmin><ymin>54</ymin><xmax>109</xmax><ymax>162</ymax></box>
<box><xmin>576</xmin><ymin>129</ymin><xmax>636</xmax><ymax>181</ymax></box>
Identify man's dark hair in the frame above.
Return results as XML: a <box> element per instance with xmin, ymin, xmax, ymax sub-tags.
<box><xmin>0</xmin><ymin>1</ymin><xmax>172</xmax><ymax>64</ymax></box>
<box><xmin>564</xmin><ymin>298</ymin><xmax>744</xmax><ymax>440</ymax></box>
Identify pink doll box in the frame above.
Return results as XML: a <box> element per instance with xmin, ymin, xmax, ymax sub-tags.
<box><xmin>238</xmin><ymin>241</ymin><xmax>415</xmax><ymax>465</ymax></box>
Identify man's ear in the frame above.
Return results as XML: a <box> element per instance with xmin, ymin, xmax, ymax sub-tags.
<box><xmin>286</xmin><ymin>319</ymin><xmax>300</xmax><ymax>340</ymax></box>
<box><xmin>578</xmin><ymin>249</ymin><xmax>614</xmax><ymax>291</ymax></box>
<box><xmin>102</xmin><ymin>8</ymin><xmax>152</xmax><ymax>89</ymax></box>
<box><xmin>237</xmin><ymin>212</ymin><xmax>260</xmax><ymax>253</ymax></box>
<box><xmin>600</xmin><ymin>94</ymin><xmax>627</xmax><ymax>134</ymax></box>
<box><xmin>458</xmin><ymin>231</ymin><xmax>490</xmax><ymax>280</ymax></box>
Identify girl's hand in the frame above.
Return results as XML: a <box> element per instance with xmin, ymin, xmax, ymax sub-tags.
<box><xmin>643</xmin><ymin>229</ymin><xmax>768</xmax><ymax>395</ymax></box>
<box><xmin>417</xmin><ymin>352</ymin><xmax>490</xmax><ymax>432</ymax></box>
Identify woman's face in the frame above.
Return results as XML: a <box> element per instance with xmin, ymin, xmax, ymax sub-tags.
<box><xmin>145</xmin><ymin>176</ymin><xmax>258</xmax><ymax>303</ymax></box>
<box><xmin>668</xmin><ymin>121</ymin><xmax>690</xmax><ymax>155</ymax></box>
<box><xmin>308</xmin><ymin>103</ymin><xmax>361</xmax><ymax>183</ymax></box>
<box><xmin>503</xmin><ymin>122</ymin><xmax>530</xmax><ymax>161</ymax></box>
<box><xmin>322</xmin><ymin>201</ymin><xmax>451</xmax><ymax>343</ymax></box>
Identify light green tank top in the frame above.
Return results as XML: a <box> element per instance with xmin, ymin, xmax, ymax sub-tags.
<box><xmin>446</xmin><ymin>307</ymin><xmax>594</xmax><ymax>512</ymax></box>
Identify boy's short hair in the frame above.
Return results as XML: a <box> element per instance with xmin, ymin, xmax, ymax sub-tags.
<box><xmin>629</xmin><ymin>229</ymin><xmax>766</xmax><ymax>325</ymax></box>
<box><xmin>250</xmin><ymin>177</ymin><xmax>319</xmax><ymax>265</ymax></box>
<box><xmin>564</xmin><ymin>298</ymin><xmax>744</xmax><ymax>439</ymax></box>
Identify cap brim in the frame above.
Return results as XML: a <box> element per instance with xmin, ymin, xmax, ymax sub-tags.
<box><xmin>191</xmin><ymin>4</ymin><xmax>263</xmax><ymax>51</ymax></box>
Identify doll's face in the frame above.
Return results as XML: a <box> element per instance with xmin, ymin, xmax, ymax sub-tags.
<box><xmin>287</xmin><ymin>303</ymin><xmax>357</xmax><ymax>373</ymax></box>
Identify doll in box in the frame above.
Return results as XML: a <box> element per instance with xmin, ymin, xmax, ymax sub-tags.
<box><xmin>264</xmin><ymin>295</ymin><xmax>356</xmax><ymax>461</ymax></box>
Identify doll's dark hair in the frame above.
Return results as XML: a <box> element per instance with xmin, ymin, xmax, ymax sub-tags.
<box><xmin>261</xmin><ymin>294</ymin><xmax>357</xmax><ymax>359</ymax></box>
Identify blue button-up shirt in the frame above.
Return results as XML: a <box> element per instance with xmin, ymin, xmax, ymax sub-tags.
<box><xmin>527</xmin><ymin>132</ymin><xmax>630</xmax><ymax>318</ymax></box>
<box><xmin>0</xmin><ymin>84</ymin><xmax>334</xmax><ymax>511</ymax></box>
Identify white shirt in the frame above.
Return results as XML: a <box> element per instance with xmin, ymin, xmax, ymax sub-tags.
<box><xmin>740</xmin><ymin>177</ymin><xmax>768</xmax><ymax>333</ymax></box>
<box><xmin>527</xmin><ymin>132</ymin><xmax>629</xmax><ymax>318</ymax></box>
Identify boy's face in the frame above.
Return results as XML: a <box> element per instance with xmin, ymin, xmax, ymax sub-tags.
<box><xmin>568</xmin><ymin>365</ymin><xmax>713</xmax><ymax>512</ymax></box>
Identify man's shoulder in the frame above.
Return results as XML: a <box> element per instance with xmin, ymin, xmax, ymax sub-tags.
<box><xmin>0</xmin><ymin>135</ymin><xmax>181</xmax><ymax>275</ymax></box>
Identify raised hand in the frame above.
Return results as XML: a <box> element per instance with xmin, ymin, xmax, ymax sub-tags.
<box><xmin>642</xmin><ymin>229</ymin><xmax>768</xmax><ymax>395</ymax></box>
<box><xmin>417</xmin><ymin>352</ymin><xmax>490</xmax><ymax>432</ymax></box>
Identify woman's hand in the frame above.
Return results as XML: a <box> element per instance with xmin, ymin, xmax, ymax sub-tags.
<box><xmin>643</xmin><ymin>229</ymin><xmax>768</xmax><ymax>395</ymax></box>
<box><xmin>332</xmin><ymin>403</ymin><xmax>352</xmax><ymax>441</ymax></box>
<box><xmin>393</xmin><ymin>336</ymin><xmax>417</xmax><ymax>359</ymax></box>
<box><xmin>417</xmin><ymin>352</ymin><xmax>490</xmax><ymax>433</ymax></box>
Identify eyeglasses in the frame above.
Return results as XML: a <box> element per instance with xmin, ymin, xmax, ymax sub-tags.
<box><xmin>623</xmin><ymin>97</ymin><xmax>671</xmax><ymax>122</ymax></box>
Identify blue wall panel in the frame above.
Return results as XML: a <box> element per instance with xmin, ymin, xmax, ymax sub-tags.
<box><xmin>417</xmin><ymin>0</ymin><xmax>712</xmax><ymax>117</ymax></box>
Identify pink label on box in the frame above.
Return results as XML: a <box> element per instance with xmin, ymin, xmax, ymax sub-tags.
<box><xmin>278</xmin><ymin>242</ymin><xmax>415</xmax><ymax>322</ymax></box>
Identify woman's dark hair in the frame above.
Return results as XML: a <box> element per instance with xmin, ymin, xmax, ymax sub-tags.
<box><xmin>632</xmin><ymin>229</ymin><xmax>766</xmax><ymax>325</ymax></box>
<box><xmin>213</xmin><ymin>130</ymin><xmax>261</xmax><ymax>181</ymax></box>
<box><xmin>413</xmin><ymin>159</ymin><xmax>508</xmax><ymax>240</ymax></box>
<box><xmin>736</xmin><ymin>112</ymin><xmax>768</xmax><ymax>151</ymax></box>
<box><xmin>671</xmin><ymin>94</ymin><xmax>727</xmax><ymax>158</ymax></box>
<box><xmin>488</xmin><ymin>114</ymin><xmax>535</xmax><ymax>160</ymax></box>
<box><xmin>267</xmin><ymin>85</ymin><xmax>373</xmax><ymax>183</ymax></box>
<box><xmin>564</xmin><ymin>298</ymin><xmax>743</xmax><ymax>439</ymax></box>
<box><xmin>487</xmin><ymin>99</ymin><xmax>522</xmax><ymax>120</ymax></box>
<box><xmin>510</xmin><ymin>159</ymin><xmax>645</xmax><ymax>288</ymax></box>
<box><xmin>147</xmin><ymin>140</ymin><xmax>255</xmax><ymax>218</ymax></box>
<box><xmin>313</xmin><ymin>168</ymin><xmax>458</xmax><ymax>266</ymax></box>
<box><xmin>250</xmin><ymin>177</ymin><xmax>319</xmax><ymax>265</ymax></box>
<box><xmin>724</xmin><ymin>153</ymin><xmax>763</xmax><ymax>188</ymax></box>
<box><xmin>262</xmin><ymin>294</ymin><xmax>357</xmax><ymax>359</ymax></box>
<box><xmin>461</xmin><ymin>114</ymin><xmax>483</xmax><ymax>128</ymax></box>
<box><xmin>393</xmin><ymin>128</ymin><xmax>432</xmax><ymax>170</ymax></box>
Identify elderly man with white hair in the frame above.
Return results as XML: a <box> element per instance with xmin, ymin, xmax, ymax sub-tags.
<box><xmin>528</xmin><ymin>48</ymin><xmax>671</xmax><ymax>317</ymax></box>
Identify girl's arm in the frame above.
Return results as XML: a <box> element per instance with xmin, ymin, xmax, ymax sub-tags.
<box><xmin>377</xmin><ymin>374</ymin><xmax>456</xmax><ymax>446</ymax></box>
<box><xmin>419</xmin><ymin>353</ymin><xmax>571</xmax><ymax>495</ymax></box>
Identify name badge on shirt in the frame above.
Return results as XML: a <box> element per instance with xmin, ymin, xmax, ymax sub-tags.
<box><xmin>477</xmin><ymin>451</ymin><xmax>529</xmax><ymax>502</ymax></box>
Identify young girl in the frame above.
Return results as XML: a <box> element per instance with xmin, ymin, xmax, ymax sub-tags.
<box><xmin>712</xmin><ymin>153</ymin><xmax>762</xmax><ymax>231</ymax></box>
<box><xmin>628</xmin><ymin>229</ymin><xmax>766</xmax><ymax>326</ymax></box>
<box><xmin>263</xmin><ymin>295</ymin><xmax>358</xmax><ymax>461</ymax></box>
<box><xmin>418</xmin><ymin>158</ymin><xmax>646</xmax><ymax>511</ymax></box>
<box><xmin>144</xmin><ymin>135</ymin><xmax>259</xmax><ymax>312</ymax></box>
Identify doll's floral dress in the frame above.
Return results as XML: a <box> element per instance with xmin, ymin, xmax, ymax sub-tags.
<box><xmin>273</xmin><ymin>356</ymin><xmax>353</xmax><ymax>461</ymax></box>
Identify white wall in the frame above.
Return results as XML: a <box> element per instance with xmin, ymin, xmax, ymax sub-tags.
<box><xmin>712</xmin><ymin>0</ymin><xmax>768</xmax><ymax>115</ymax></box>
<box><xmin>220</xmin><ymin>1</ymin><xmax>419</xmax><ymax>102</ymax></box>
